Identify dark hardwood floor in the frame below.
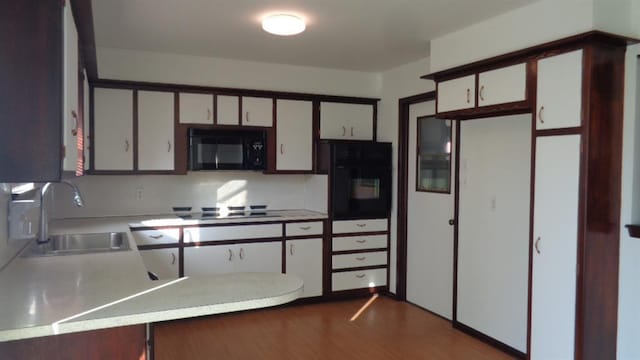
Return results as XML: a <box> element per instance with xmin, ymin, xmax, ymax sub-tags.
<box><xmin>154</xmin><ymin>295</ymin><xmax>515</xmax><ymax>359</ymax></box>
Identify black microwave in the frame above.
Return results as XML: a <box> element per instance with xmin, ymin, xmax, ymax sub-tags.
<box><xmin>188</xmin><ymin>129</ymin><xmax>266</xmax><ymax>171</ymax></box>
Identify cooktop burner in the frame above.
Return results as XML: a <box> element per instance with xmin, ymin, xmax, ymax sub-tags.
<box><xmin>177</xmin><ymin>211</ymin><xmax>278</xmax><ymax>220</ymax></box>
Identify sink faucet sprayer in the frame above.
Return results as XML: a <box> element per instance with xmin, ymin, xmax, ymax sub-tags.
<box><xmin>38</xmin><ymin>181</ymin><xmax>84</xmax><ymax>244</ymax></box>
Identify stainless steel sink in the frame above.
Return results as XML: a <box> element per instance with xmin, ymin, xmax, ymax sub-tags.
<box><xmin>23</xmin><ymin>232</ymin><xmax>130</xmax><ymax>257</ymax></box>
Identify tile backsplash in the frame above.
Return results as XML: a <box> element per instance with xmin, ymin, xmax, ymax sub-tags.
<box><xmin>50</xmin><ymin>172</ymin><xmax>328</xmax><ymax>219</ymax></box>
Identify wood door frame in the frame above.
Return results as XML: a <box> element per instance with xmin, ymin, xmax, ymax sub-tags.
<box><xmin>395</xmin><ymin>91</ymin><xmax>436</xmax><ymax>300</ymax></box>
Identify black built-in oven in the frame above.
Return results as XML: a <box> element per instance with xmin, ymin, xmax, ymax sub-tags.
<box><xmin>188</xmin><ymin>128</ymin><xmax>266</xmax><ymax>170</ymax></box>
<box><xmin>330</xmin><ymin>141</ymin><xmax>392</xmax><ymax>220</ymax></box>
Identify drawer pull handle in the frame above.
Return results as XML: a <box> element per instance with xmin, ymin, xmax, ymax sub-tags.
<box><xmin>149</xmin><ymin>234</ymin><xmax>163</xmax><ymax>239</ymax></box>
<box><xmin>289</xmin><ymin>243</ymin><xmax>295</xmax><ymax>256</ymax></box>
<box><xmin>356</xmin><ymin>257</ymin><xmax>366</xmax><ymax>261</ymax></box>
<box><xmin>171</xmin><ymin>252</ymin><xmax>176</xmax><ymax>265</ymax></box>
<box><xmin>355</xmin><ymin>274</ymin><xmax>366</xmax><ymax>278</ymax></box>
<box><xmin>356</xmin><ymin>223</ymin><xmax>366</xmax><ymax>228</ymax></box>
<box><xmin>355</xmin><ymin>239</ymin><xmax>367</xmax><ymax>244</ymax></box>
<box><xmin>228</xmin><ymin>249</ymin><xmax>233</xmax><ymax>261</ymax></box>
<box><xmin>239</xmin><ymin>247</ymin><xmax>245</xmax><ymax>260</ymax></box>
<box><xmin>538</xmin><ymin>106</ymin><xmax>545</xmax><ymax>124</ymax></box>
<box><xmin>299</xmin><ymin>226</ymin><xmax>311</xmax><ymax>230</ymax></box>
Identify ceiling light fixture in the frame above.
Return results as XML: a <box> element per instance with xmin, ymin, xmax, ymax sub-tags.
<box><xmin>262</xmin><ymin>14</ymin><xmax>306</xmax><ymax>36</ymax></box>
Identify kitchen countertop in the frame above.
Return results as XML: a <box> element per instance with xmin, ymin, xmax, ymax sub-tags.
<box><xmin>0</xmin><ymin>210</ymin><xmax>325</xmax><ymax>342</ymax></box>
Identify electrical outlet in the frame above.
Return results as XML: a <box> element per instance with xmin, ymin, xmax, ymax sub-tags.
<box><xmin>136</xmin><ymin>187</ymin><xmax>144</xmax><ymax>201</ymax></box>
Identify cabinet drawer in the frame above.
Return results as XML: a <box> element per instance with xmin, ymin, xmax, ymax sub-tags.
<box><xmin>184</xmin><ymin>224</ymin><xmax>282</xmax><ymax>243</ymax></box>
<box><xmin>286</xmin><ymin>221</ymin><xmax>323</xmax><ymax>237</ymax></box>
<box><xmin>437</xmin><ymin>75</ymin><xmax>476</xmax><ymax>113</ymax></box>
<box><xmin>332</xmin><ymin>234</ymin><xmax>387</xmax><ymax>252</ymax></box>
<box><xmin>478</xmin><ymin>63</ymin><xmax>527</xmax><ymax>107</ymax></box>
<box><xmin>132</xmin><ymin>228</ymin><xmax>180</xmax><ymax>245</ymax></box>
<box><xmin>332</xmin><ymin>219</ymin><xmax>387</xmax><ymax>234</ymax></box>
<box><xmin>332</xmin><ymin>251</ymin><xmax>387</xmax><ymax>269</ymax></box>
<box><xmin>332</xmin><ymin>268</ymin><xmax>387</xmax><ymax>291</ymax></box>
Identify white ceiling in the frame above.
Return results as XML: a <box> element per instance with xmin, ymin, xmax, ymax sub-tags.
<box><xmin>92</xmin><ymin>0</ymin><xmax>539</xmax><ymax>72</ymax></box>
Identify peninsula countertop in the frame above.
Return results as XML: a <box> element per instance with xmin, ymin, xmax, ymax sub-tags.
<box><xmin>0</xmin><ymin>210</ymin><xmax>326</xmax><ymax>342</ymax></box>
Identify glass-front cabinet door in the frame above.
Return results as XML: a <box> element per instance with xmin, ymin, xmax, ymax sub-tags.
<box><xmin>416</xmin><ymin>116</ymin><xmax>452</xmax><ymax>193</ymax></box>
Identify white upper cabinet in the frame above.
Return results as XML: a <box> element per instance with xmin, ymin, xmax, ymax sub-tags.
<box><xmin>179</xmin><ymin>93</ymin><xmax>213</xmax><ymax>124</ymax></box>
<box><xmin>276</xmin><ymin>99</ymin><xmax>313</xmax><ymax>171</ymax></box>
<box><xmin>242</xmin><ymin>96</ymin><xmax>273</xmax><ymax>127</ymax></box>
<box><xmin>478</xmin><ymin>63</ymin><xmax>527</xmax><ymax>107</ymax></box>
<box><xmin>320</xmin><ymin>102</ymin><xmax>374</xmax><ymax>140</ymax></box>
<box><xmin>536</xmin><ymin>50</ymin><xmax>583</xmax><ymax>130</ymax></box>
<box><xmin>93</xmin><ymin>88</ymin><xmax>134</xmax><ymax>170</ymax></box>
<box><xmin>62</xmin><ymin>3</ymin><xmax>79</xmax><ymax>173</ymax></box>
<box><xmin>437</xmin><ymin>75</ymin><xmax>476</xmax><ymax>113</ymax></box>
<box><xmin>138</xmin><ymin>91</ymin><xmax>175</xmax><ymax>171</ymax></box>
<box><xmin>216</xmin><ymin>95</ymin><xmax>239</xmax><ymax>125</ymax></box>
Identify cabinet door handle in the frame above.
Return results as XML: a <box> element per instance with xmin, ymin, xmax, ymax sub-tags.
<box><xmin>350</xmin><ymin>127</ymin><xmax>354</xmax><ymax>137</ymax></box>
<box><xmin>245</xmin><ymin>111</ymin><xmax>250</xmax><ymax>123</ymax></box>
<box><xmin>466</xmin><ymin>88</ymin><xmax>471</xmax><ymax>103</ymax></box>
<box><xmin>538</xmin><ymin>106</ymin><xmax>545</xmax><ymax>124</ymax></box>
<box><xmin>228</xmin><ymin>248</ymin><xmax>233</xmax><ymax>261</ymax></box>
<box><xmin>239</xmin><ymin>247</ymin><xmax>245</xmax><ymax>260</ymax></box>
<box><xmin>149</xmin><ymin>234</ymin><xmax>163</xmax><ymax>239</ymax></box>
<box><xmin>356</xmin><ymin>223</ymin><xmax>366</xmax><ymax>228</ymax></box>
<box><xmin>289</xmin><ymin>243</ymin><xmax>295</xmax><ymax>256</ymax></box>
<box><xmin>355</xmin><ymin>239</ymin><xmax>367</xmax><ymax>244</ymax></box>
<box><xmin>299</xmin><ymin>226</ymin><xmax>311</xmax><ymax>230</ymax></box>
<box><xmin>479</xmin><ymin>85</ymin><xmax>485</xmax><ymax>101</ymax></box>
<box><xmin>171</xmin><ymin>252</ymin><xmax>176</xmax><ymax>265</ymax></box>
<box><xmin>342</xmin><ymin>126</ymin><xmax>346</xmax><ymax>136</ymax></box>
<box><xmin>280</xmin><ymin>144</ymin><xmax>284</xmax><ymax>154</ymax></box>
<box><xmin>125</xmin><ymin>139</ymin><xmax>130</xmax><ymax>152</ymax></box>
<box><xmin>356</xmin><ymin>256</ymin><xmax>366</xmax><ymax>261</ymax></box>
<box><xmin>355</xmin><ymin>274</ymin><xmax>366</xmax><ymax>279</ymax></box>
<box><xmin>71</xmin><ymin>110</ymin><xmax>78</xmax><ymax>136</ymax></box>
<box><xmin>167</xmin><ymin>141</ymin><xmax>172</xmax><ymax>152</ymax></box>
<box><xmin>207</xmin><ymin>108</ymin><xmax>212</xmax><ymax>121</ymax></box>
<box><xmin>535</xmin><ymin>237</ymin><xmax>541</xmax><ymax>254</ymax></box>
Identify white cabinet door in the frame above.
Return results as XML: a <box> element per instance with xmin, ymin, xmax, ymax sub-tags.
<box><xmin>93</xmin><ymin>88</ymin><xmax>134</xmax><ymax>170</ymax></box>
<box><xmin>179</xmin><ymin>93</ymin><xmax>213</xmax><ymax>124</ymax></box>
<box><xmin>276</xmin><ymin>99</ymin><xmax>313</xmax><ymax>171</ymax></box>
<box><xmin>286</xmin><ymin>238</ymin><xmax>323</xmax><ymax>298</ymax></box>
<box><xmin>138</xmin><ymin>91</ymin><xmax>174</xmax><ymax>171</ymax></box>
<box><xmin>139</xmin><ymin>248</ymin><xmax>179</xmax><ymax>280</ymax></box>
<box><xmin>320</xmin><ymin>102</ymin><xmax>374</xmax><ymax>140</ymax></box>
<box><xmin>184</xmin><ymin>245</ymin><xmax>235</xmax><ymax>276</ymax></box>
<box><xmin>531</xmin><ymin>135</ymin><xmax>581</xmax><ymax>360</ymax></box>
<box><xmin>62</xmin><ymin>3</ymin><xmax>79</xmax><ymax>173</ymax></box>
<box><xmin>437</xmin><ymin>75</ymin><xmax>476</xmax><ymax>113</ymax></box>
<box><xmin>478</xmin><ymin>63</ymin><xmax>527</xmax><ymax>107</ymax></box>
<box><xmin>234</xmin><ymin>242</ymin><xmax>282</xmax><ymax>273</ymax></box>
<box><xmin>242</xmin><ymin>97</ymin><xmax>273</xmax><ymax>127</ymax></box>
<box><xmin>536</xmin><ymin>50</ymin><xmax>583</xmax><ymax>130</ymax></box>
<box><xmin>216</xmin><ymin>95</ymin><xmax>239</xmax><ymax>125</ymax></box>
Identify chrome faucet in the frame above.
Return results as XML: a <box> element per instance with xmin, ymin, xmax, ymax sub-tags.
<box><xmin>38</xmin><ymin>180</ymin><xmax>84</xmax><ymax>244</ymax></box>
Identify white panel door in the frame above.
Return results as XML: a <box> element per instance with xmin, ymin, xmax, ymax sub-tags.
<box><xmin>530</xmin><ymin>135</ymin><xmax>581</xmax><ymax>360</ymax></box>
<box><xmin>320</xmin><ymin>102</ymin><xmax>374</xmax><ymax>140</ymax></box>
<box><xmin>183</xmin><ymin>245</ymin><xmax>235</xmax><ymax>276</ymax></box>
<box><xmin>276</xmin><ymin>99</ymin><xmax>313</xmax><ymax>171</ymax></box>
<box><xmin>138</xmin><ymin>91</ymin><xmax>174</xmax><ymax>171</ymax></box>
<box><xmin>457</xmin><ymin>114</ymin><xmax>531</xmax><ymax>352</ymax></box>
<box><xmin>139</xmin><ymin>248</ymin><xmax>179</xmax><ymax>280</ymax></box>
<box><xmin>478</xmin><ymin>63</ymin><xmax>527</xmax><ymax>107</ymax></box>
<box><xmin>93</xmin><ymin>88</ymin><xmax>133</xmax><ymax>170</ymax></box>
<box><xmin>437</xmin><ymin>75</ymin><xmax>476</xmax><ymax>113</ymax></box>
<box><xmin>536</xmin><ymin>50</ymin><xmax>583</xmax><ymax>130</ymax></box>
<box><xmin>216</xmin><ymin>95</ymin><xmax>239</xmax><ymax>125</ymax></box>
<box><xmin>234</xmin><ymin>242</ymin><xmax>282</xmax><ymax>273</ymax></box>
<box><xmin>406</xmin><ymin>100</ymin><xmax>454</xmax><ymax>319</ymax></box>
<box><xmin>63</xmin><ymin>3</ymin><xmax>79</xmax><ymax>173</ymax></box>
<box><xmin>179</xmin><ymin>93</ymin><xmax>213</xmax><ymax>124</ymax></box>
<box><xmin>286</xmin><ymin>238</ymin><xmax>323</xmax><ymax>297</ymax></box>
<box><xmin>242</xmin><ymin>97</ymin><xmax>273</xmax><ymax>127</ymax></box>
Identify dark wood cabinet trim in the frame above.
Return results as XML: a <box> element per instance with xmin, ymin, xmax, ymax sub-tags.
<box><xmin>69</xmin><ymin>0</ymin><xmax>98</xmax><ymax>81</ymax></box>
<box><xmin>625</xmin><ymin>225</ymin><xmax>640</xmax><ymax>238</ymax></box>
<box><xmin>436</xmin><ymin>100</ymin><xmax>531</xmax><ymax>120</ymax></box>
<box><xmin>132</xmin><ymin>90</ymin><xmax>139</xmax><ymax>171</ymax></box>
<box><xmin>331</xmin><ymin>248</ymin><xmax>387</xmax><ymax>255</ymax></box>
<box><xmin>331</xmin><ymin>231</ymin><xmax>389</xmax><ymax>238</ymax></box>
<box><xmin>182</xmin><ymin>237</ymin><xmax>282</xmax><ymax>247</ymax></box>
<box><xmin>331</xmin><ymin>264</ymin><xmax>387</xmax><ymax>273</ymax></box>
<box><xmin>535</xmin><ymin>127</ymin><xmax>583</xmax><ymax>137</ymax></box>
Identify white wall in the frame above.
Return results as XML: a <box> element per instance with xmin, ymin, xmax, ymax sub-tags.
<box><xmin>97</xmin><ymin>47</ymin><xmax>381</xmax><ymax>98</ymax></box>
<box><xmin>51</xmin><ymin>172</ymin><xmax>324</xmax><ymax>219</ymax></box>
<box><xmin>617</xmin><ymin>43</ymin><xmax>640</xmax><ymax>360</ymax></box>
<box><xmin>378</xmin><ymin>56</ymin><xmax>435</xmax><ymax>293</ymax></box>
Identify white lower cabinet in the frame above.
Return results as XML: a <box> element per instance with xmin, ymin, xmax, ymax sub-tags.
<box><xmin>139</xmin><ymin>248</ymin><xmax>179</xmax><ymax>280</ymax></box>
<box><xmin>184</xmin><ymin>242</ymin><xmax>282</xmax><ymax>276</ymax></box>
<box><xmin>285</xmin><ymin>238</ymin><xmax>323</xmax><ymax>298</ymax></box>
<box><xmin>531</xmin><ymin>135</ymin><xmax>581</xmax><ymax>360</ymax></box>
<box><xmin>332</xmin><ymin>268</ymin><xmax>387</xmax><ymax>292</ymax></box>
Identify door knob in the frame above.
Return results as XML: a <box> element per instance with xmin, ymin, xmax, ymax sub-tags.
<box><xmin>448</xmin><ymin>219</ymin><xmax>455</xmax><ymax>226</ymax></box>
